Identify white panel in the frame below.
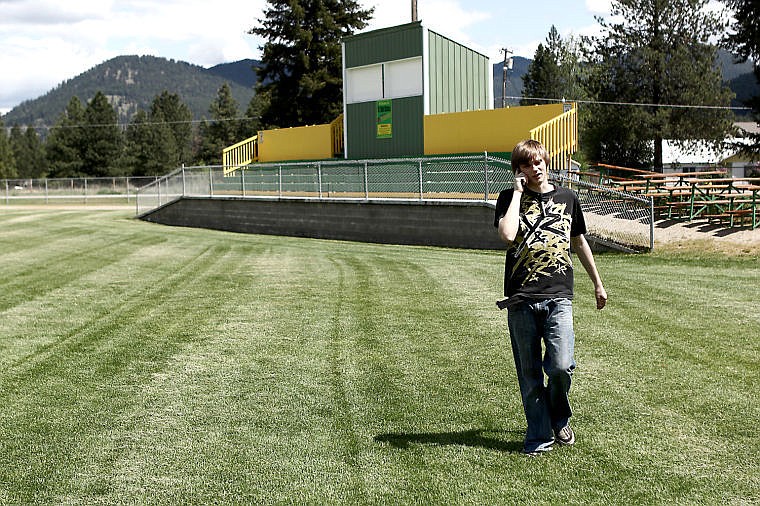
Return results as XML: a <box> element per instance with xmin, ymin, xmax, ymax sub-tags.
<box><xmin>346</xmin><ymin>65</ymin><xmax>383</xmax><ymax>104</ymax></box>
<box><xmin>384</xmin><ymin>57</ymin><xmax>423</xmax><ymax>99</ymax></box>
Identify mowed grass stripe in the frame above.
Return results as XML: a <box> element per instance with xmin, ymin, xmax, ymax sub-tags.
<box><xmin>572</xmin><ymin>255</ymin><xmax>759</xmax><ymax>502</ymax></box>
<box><xmin>0</xmin><ymin>234</ymin><xmax>242</xmax><ymax>502</ymax></box>
<box><xmin>0</xmin><ymin>209</ymin><xmax>757</xmax><ymax>504</ymax></box>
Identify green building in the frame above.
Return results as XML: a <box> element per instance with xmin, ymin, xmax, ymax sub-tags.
<box><xmin>342</xmin><ymin>21</ymin><xmax>492</xmax><ymax>159</ymax></box>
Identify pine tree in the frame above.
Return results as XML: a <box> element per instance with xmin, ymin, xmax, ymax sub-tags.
<box><xmin>10</xmin><ymin>126</ymin><xmax>47</xmax><ymax>179</ymax></box>
<box><xmin>522</xmin><ymin>27</ymin><xmax>584</xmax><ymax>106</ymax></box>
<box><xmin>583</xmin><ymin>0</ymin><xmax>734</xmax><ymax>168</ymax></box>
<box><xmin>150</xmin><ymin>91</ymin><xmax>193</xmax><ymax>165</ymax></box>
<box><xmin>82</xmin><ymin>91</ymin><xmax>123</xmax><ymax>176</ymax></box>
<box><xmin>46</xmin><ymin>97</ymin><xmax>86</xmax><ymax>177</ymax></box>
<box><xmin>724</xmin><ymin>0</ymin><xmax>760</xmax><ymax>157</ymax></box>
<box><xmin>0</xmin><ymin>120</ymin><xmax>18</xmax><ymax>179</ymax></box>
<box><xmin>239</xmin><ymin>91</ymin><xmax>269</xmax><ymax>140</ymax></box>
<box><xmin>250</xmin><ymin>0</ymin><xmax>373</xmax><ymax>128</ymax></box>
<box><xmin>197</xmin><ymin>83</ymin><xmax>243</xmax><ymax>164</ymax></box>
<box><xmin>121</xmin><ymin>110</ymin><xmax>178</xmax><ymax>176</ymax></box>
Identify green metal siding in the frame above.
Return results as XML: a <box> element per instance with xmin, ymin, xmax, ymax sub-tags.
<box><xmin>344</xmin><ymin>22</ymin><xmax>423</xmax><ymax>68</ymax></box>
<box><xmin>428</xmin><ymin>31</ymin><xmax>490</xmax><ymax>114</ymax></box>
<box><xmin>345</xmin><ymin>96</ymin><xmax>424</xmax><ymax>159</ymax></box>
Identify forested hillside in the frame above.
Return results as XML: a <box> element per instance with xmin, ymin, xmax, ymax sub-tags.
<box><xmin>2</xmin><ymin>55</ymin><xmax>259</xmax><ymax>127</ymax></box>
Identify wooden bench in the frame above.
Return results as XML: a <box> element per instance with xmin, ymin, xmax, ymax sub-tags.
<box><xmin>702</xmin><ymin>209</ymin><xmax>754</xmax><ymax>227</ymax></box>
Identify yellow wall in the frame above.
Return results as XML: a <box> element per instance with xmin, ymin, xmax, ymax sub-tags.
<box><xmin>423</xmin><ymin>104</ymin><xmax>567</xmax><ymax>155</ymax></box>
<box><xmin>258</xmin><ymin>124</ymin><xmax>334</xmax><ymax>162</ymax></box>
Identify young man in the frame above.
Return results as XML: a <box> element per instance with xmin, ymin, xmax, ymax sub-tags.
<box><xmin>494</xmin><ymin>139</ymin><xmax>607</xmax><ymax>456</ymax></box>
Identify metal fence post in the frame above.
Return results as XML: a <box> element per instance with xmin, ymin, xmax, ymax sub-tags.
<box><xmin>181</xmin><ymin>164</ymin><xmax>186</xmax><ymax>196</ymax></box>
<box><xmin>418</xmin><ymin>160</ymin><xmax>423</xmax><ymax>200</ymax></box>
<box><xmin>84</xmin><ymin>178</ymin><xmax>88</xmax><ymax>204</ymax></box>
<box><xmin>650</xmin><ymin>197</ymin><xmax>655</xmax><ymax>252</ymax></box>
<box><xmin>278</xmin><ymin>165</ymin><xmax>282</xmax><ymax>197</ymax></box>
<box><xmin>209</xmin><ymin>168</ymin><xmax>214</xmax><ymax>197</ymax></box>
<box><xmin>317</xmin><ymin>162</ymin><xmax>323</xmax><ymax>199</ymax></box>
<box><xmin>364</xmin><ymin>162</ymin><xmax>369</xmax><ymax>199</ymax></box>
<box><xmin>484</xmin><ymin>151</ymin><xmax>490</xmax><ymax>202</ymax></box>
<box><xmin>158</xmin><ymin>178</ymin><xmax>162</xmax><ymax>206</ymax></box>
<box><xmin>45</xmin><ymin>179</ymin><xmax>49</xmax><ymax>204</ymax></box>
<box><xmin>241</xmin><ymin>168</ymin><xmax>246</xmax><ymax>197</ymax></box>
<box><xmin>4</xmin><ymin>180</ymin><xmax>7</xmax><ymax>205</ymax></box>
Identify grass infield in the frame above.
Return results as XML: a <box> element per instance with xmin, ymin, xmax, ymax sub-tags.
<box><xmin>0</xmin><ymin>208</ymin><xmax>758</xmax><ymax>504</ymax></box>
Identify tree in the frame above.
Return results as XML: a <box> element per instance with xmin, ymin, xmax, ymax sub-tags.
<box><xmin>724</xmin><ymin>0</ymin><xmax>760</xmax><ymax>157</ymax></box>
<box><xmin>0</xmin><ymin>120</ymin><xmax>17</xmax><ymax>179</ymax></box>
<box><xmin>82</xmin><ymin>91</ymin><xmax>123</xmax><ymax>176</ymax></box>
<box><xmin>521</xmin><ymin>26</ymin><xmax>585</xmax><ymax>106</ymax></box>
<box><xmin>583</xmin><ymin>0</ymin><xmax>734</xmax><ymax>169</ymax></box>
<box><xmin>239</xmin><ymin>91</ymin><xmax>269</xmax><ymax>140</ymax></box>
<box><xmin>46</xmin><ymin>96</ymin><xmax>86</xmax><ymax>177</ymax></box>
<box><xmin>196</xmin><ymin>83</ymin><xmax>243</xmax><ymax>164</ymax></box>
<box><xmin>250</xmin><ymin>0</ymin><xmax>373</xmax><ymax>128</ymax></box>
<box><xmin>10</xmin><ymin>126</ymin><xmax>47</xmax><ymax>179</ymax></box>
<box><xmin>150</xmin><ymin>91</ymin><xmax>193</xmax><ymax>165</ymax></box>
<box><xmin>121</xmin><ymin>109</ymin><xmax>178</xmax><ymax>176</ymax></box>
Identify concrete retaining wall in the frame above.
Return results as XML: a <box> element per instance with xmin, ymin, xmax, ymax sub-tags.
<box><xmin>140</xmin><ymin>197</ymin><xmax>505</xmax><ymax>250</ymax></box>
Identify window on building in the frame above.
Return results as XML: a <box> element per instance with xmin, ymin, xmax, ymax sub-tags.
<box><xmin>345</xmin><ymin>57</ymin><xmax>423</xmax><ymax>104</ymax></box>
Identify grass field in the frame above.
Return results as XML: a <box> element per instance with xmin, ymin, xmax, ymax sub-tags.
<box><xmin>0</xmin><ymin>208</ymin><xmax>758</xmax><ymax>505</ymax></box>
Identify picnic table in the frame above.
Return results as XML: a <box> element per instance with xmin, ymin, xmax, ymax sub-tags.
<box><xmin>685</xmin><ymin>179</ymin><xmax>760</xmax><ymax>227</ymax></box>
<box><xmin>600</xmin><ymin>172</ymin><xmax>760</xmax><ymax>228</ymax></box>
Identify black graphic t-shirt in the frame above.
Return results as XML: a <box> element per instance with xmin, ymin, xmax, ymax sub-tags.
<box><xmin>493</xmin><ymin>185</ymin><xmax>586</xmax><ymax>304</ymax></box>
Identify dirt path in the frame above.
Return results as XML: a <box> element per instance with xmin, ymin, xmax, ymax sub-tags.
<box><xmin>653</xmin><ymin>219</ymin><xmax>760</xmax><ymax>254</ymax></box>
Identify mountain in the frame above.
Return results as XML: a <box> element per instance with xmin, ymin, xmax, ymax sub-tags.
<box><xmin>2</xmin><ymin>51</ymin><xmax>757</xmax><ymax>129</ymax></box>
<box><xmin>205</xmin><ymin>59</ymin><xmax>261</xmax><ymax>89</ymax></box>
<box><xmin>492</xmin><ymin>56</ymin><xmax>530</xmax><ymax>107</ymax></box>
<box><xmin>2</xmin><ymin>55</ymin><xmax>259</xmax><ymax>128</ymax></box>
<box><xmin>716</xmin><ymin>48</ymin><xmax>755</xmax><ymax>81</ymax></box>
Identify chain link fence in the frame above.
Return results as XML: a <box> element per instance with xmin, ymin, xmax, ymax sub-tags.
<box><xmin>3</xmin><ymin>176</ymin><xmax>159</xmax><ymax>206</ymax></box>
<box><xmin>136</xmin><ymin>155</ymin><xmax>653</xmax><ymax>252</ymax></box>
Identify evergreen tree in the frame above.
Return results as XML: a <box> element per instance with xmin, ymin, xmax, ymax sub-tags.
<box><xmin>121</xmin><ymin>109</ymin><xmax>178</xmax><ymax>176</ymax></box>
<box><xmin>583</xmin><ymin>0</ymin><xmax>734</xmax><ymax>169</ymax></box>
<box><xmin>46</xmin><ymin>96</ymin><xmax>86</xmax><ymax>177</ymax></box>
<box><xmin>521</xmin><ymin>26</ymin><xmax>585</xmax><ymax>106</ymax></box>
<box><xmin>724</xmin><ymin>0</ymin><xmax>760</xmax><ymax>157</ymax></box>
<box><xmin>0</xmin><ymin>121</ymin><xmax>18</xmax><ymax>179</ymax></box>
<box><xmin>10</xmin><ymin>126</ymin><xmax>47</xmax><ymax>179</ymax></box>
<box><xmin>197</xmin><ymin>83</ymin><xmax>243</xmax><ymax>164</ymax></box>
<box><xmin>249</xmin><ymin>0</ymin><xmax>373</xmax><ymax>128</ymax></box>
<box><xmin>82</xmin><ymin>91</ymin><xmax>123</xmax><ymax>176</ymax></box>
<box><xmin>150</xmin><ymin>91</ymin><xmax>193</xmax><ymax>165</ymax></box>
<box><xmin>239</xmin><ymin>91</ymin><xmax>269</xmax><ymax>140</ymax></box>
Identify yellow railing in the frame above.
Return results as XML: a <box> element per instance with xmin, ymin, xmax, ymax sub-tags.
<box><xmin>529</xmin><ymin>105</ymin><xmax>578</xmax><ymax>171</ymax></box>
<box><xmin>331</xmin><ymin>114</ymin><xmax>344</xmax><ymax>157</ymax></box>
<box><xmin>222</xmin><ymin>135</ymin><xmax>259</xmax><ymax>176</ymax></box>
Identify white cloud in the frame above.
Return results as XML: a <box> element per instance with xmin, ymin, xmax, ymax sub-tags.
<box><xmin>585</xmin><ymin>0</ymin><xmax>611</xmax><ymax>14</ymax></box>
<box><xmin>0</xmin><ymin>0</ymin><xmax>267</xmax><ymax>110</ymax></box>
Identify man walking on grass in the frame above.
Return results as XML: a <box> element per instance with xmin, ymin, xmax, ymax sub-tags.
<box><xmin>494</xmin><ymin>140</ymin><xmax>607</xmax><ymax>456</ymax></box>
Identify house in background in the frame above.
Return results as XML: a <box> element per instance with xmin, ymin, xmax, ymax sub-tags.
<box><xmin>662</xmin><ymin>122</ymin><xmax>760</xmax><ymax>177</ymax></box>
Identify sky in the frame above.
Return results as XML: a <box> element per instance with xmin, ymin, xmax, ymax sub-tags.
<box><xmin>0</xmin><ymin>0</ymin><xmax>616</xmax><ymax>114</ymax></box>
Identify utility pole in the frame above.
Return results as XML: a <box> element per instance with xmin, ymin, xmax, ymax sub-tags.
<box><xmin>412</xmin><ymin>0</ymin><xmax>418</xmax><ymax>22</ymax></box>
<box><xmin>501</xmin><ymin>48</ymin><xmax>512</xmax><ymax>108</ymax></box>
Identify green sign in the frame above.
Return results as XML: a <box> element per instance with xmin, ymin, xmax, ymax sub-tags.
<box><xmin>376</xmin><ymin>99</ymin><xmax>392</xmax><ymax>138</ymax></box>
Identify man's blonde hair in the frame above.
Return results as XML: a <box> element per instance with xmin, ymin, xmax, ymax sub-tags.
<box><xmin>511</xmin><ymin>139</ymin><xmax>550</xmax><ymax>173</ymax></box>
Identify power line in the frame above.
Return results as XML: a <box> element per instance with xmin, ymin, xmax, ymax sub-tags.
<box><xmin>11</xmin><ymin>116</ymin><xmax>261</xmax><ymax>132</ymax></box>
<box><xmin>508</xmin><ymin>95</ymin><xmax>752</xmax><ymax>111</ymax></box>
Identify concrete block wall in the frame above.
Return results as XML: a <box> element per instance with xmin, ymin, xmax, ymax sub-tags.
<box><xmin>140</xmin><ymin>197</ymin><xmax>505</xmax><ymax>250</ymax></box>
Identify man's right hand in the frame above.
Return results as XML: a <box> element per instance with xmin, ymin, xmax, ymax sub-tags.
<box><xmin>514</xmin><ymin>175</ymin><xmax>526</xmax><ymax>193</ymax></box>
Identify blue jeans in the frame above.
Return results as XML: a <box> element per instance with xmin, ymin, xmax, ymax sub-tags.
<box><xmin>507</xmin><ymin>298</ymin><xmax>576</xmax><ymax>453</ymax></box>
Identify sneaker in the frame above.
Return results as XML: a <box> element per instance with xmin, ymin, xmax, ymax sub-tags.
<box><xmin>555</xmin><ymin>425</ymin><xmax>575</xmax><ymax>446</ymax></box>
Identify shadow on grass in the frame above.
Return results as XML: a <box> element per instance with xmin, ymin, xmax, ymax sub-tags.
<box><xmin>374</xmin><ymin>428</ymin><xmax>524</xmax><ymax>453</ymax></box>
